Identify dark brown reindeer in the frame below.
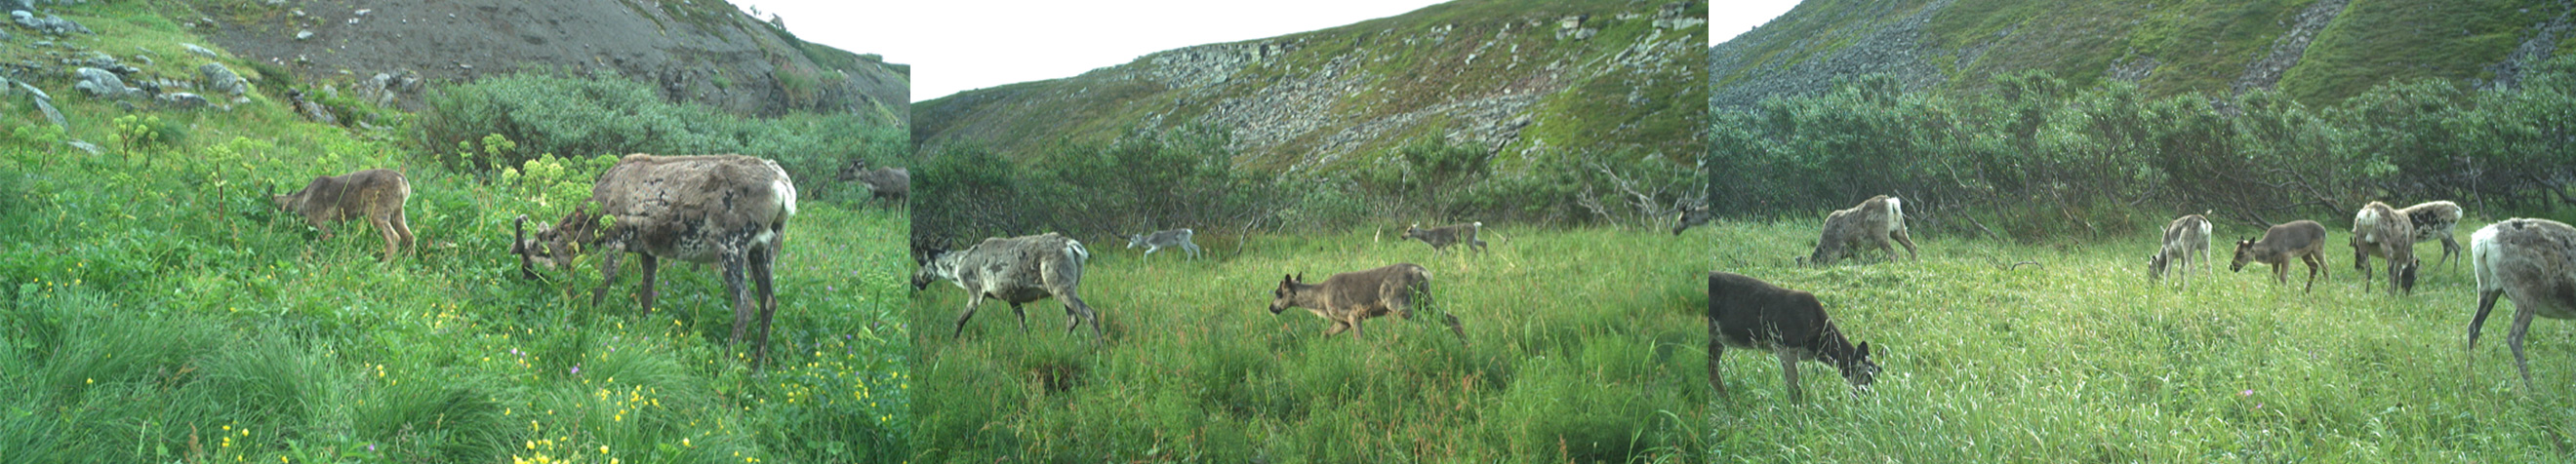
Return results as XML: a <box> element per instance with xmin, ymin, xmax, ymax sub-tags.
<box><xmin>2465</xmin><ymin>218</ymin><xmax>2576</xmax><ymax>390</ymax></box>
<box><xmin>1401</xmin><ymin>222</ymin><xmax>1489</xmax><ymax>255</ymax></box>
<box><xmin>2350</xmin><ymin>201</ymin><xmax>2420</xmax><ymax>294</ymax></box>
<box><xmin>272</xmin><ymin>169</ymin><xmax>414</xmax><ymax>262</ymax></box>
<box><xmin>1706</xmin><ymin>272</ymin><xmax>1878</xmax><ymax>403</ymax></box>
<box><xmin>2230</xmin><ymin>219</ymin><xmax>2331</xmax><ymax>292</ymax></box>
<box><xmin>1268</xmin><ymin>263</ymin><xmax>1467</xmax><ymax>343</ymax></box>
<box><xmin>513</xmin><ymin>154</ymin><xmax>796</xmax><ymax>370</ymax></box>
<box><xmin>2148</xmin><ymin>213</ymin><xmax>2213</xmax><ymax>289</ymax></box>
<box><xmin>1802</xmin><ymin>195</ymin><xmax>1916</xmax><ymax>266</ymax></box>
<box><xmin>914</xmin><ymin>233</ymin><xmax>1103</xmax><ymax>340</ymax></box>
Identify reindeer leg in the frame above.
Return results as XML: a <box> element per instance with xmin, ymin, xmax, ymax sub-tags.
<box><xmin>1324</xmin><ymin>319</ymin><xmax>1348</xmax><ymax>336</ymax></box>
<box><xmin>591</xmin><ymin>251</ymin><xmax>625</xmax><ymax>307</ymax></box>
<box><xmin>1186</xmin><ymin>243</ymin><xmax>1201</xmax><ymax>260</ymax></box>
<box><xmin>750</xmin><ymin>245</ymin><xmax>777</xmax><ymax>371</ymax></box>
<box><xmin>1069</xmin><ymin>294</ymin><xmax>1102</xmax><ymax>340</ymax></box>
<box><xmin>1778</xmin><ymin>350</ymin><xmax>1803</xmax><ymax>403</ymax></box>
<box><xmin>2510</xmin><ymin>302</ymin><xmax>2540</xmax><ymax>391</ymax></box>
<box><xmin>2470</xmin><ymin>289</ymin><xmax>2503</xmax><ymax>350</ymax></box>
<box><xmin>637</xmin><ymin>254</ymin><xmax>660</xmax><ymax>318</ymax></box>
<box><xmin>725</xmin><ymin>251</ymin><xmax>751</xmax><ymax>352</ymax></box>
<box><xmin>952</xmin><ymin>293</ymin><xmax>986</xmax><ymax>339</ymax></box>
<box><xmin>1010</xmin><ymin>301</ymin><xmax>1029</xmax><ymax>332</ymax></box>
<box><xmin>391</xmin><ymin>205</ymin><xmax>415</xmax><ymax>257</ymax></box>
<box><xmin>1895</xmin><ymin>229</ymin><xmax>1919</xmax><ymax>261</ymax></box>
<box><xmin>1708</xmin><ymin>328</ymin><xmax>1728</xmax><ymax>397</ymax></box>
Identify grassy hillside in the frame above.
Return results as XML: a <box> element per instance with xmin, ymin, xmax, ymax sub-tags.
<box><xmin>916</xmin><ymin>216</ymin><xmax>2576</xmax><ymax>462</ymax></box>
<box><xmin>1713</xmin><ymin>0</ymin><xmax>2569</xmax><ymax>106</ymax></box>
<box><xmin>0</xmin><ymin>4</ymin><xmax>909</xmax><ymax>463</ymax></box>
<box><xmin>913</xmin><ymin>0</ymin><xmax>1707</xmax><ymax>175</ymax></box>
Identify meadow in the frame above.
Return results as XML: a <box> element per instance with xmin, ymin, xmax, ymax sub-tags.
<box><xmin>914</xmin><ymin>217</ymin><xmax>2576</xmax><ymax>462</ymax></box>
<box><xmin>0</xmin><ymin>5</ymin><xmax>912</xmax><ymax>461</ymax></box>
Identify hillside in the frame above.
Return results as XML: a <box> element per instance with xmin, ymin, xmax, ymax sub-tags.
<box><xmin>1711</xmin><ymin>0</ymin><xmax>2575</xmax><ymax>108</ymax></box>
<box><xmin>912</xmin><ymin>0</ymin><xmax>1707</xmax><ymax>175</ymax></box>
<box><xmin>181</xmin><ymin>0</ymin><xmax>909</xmax><ymax>121</ymax></box>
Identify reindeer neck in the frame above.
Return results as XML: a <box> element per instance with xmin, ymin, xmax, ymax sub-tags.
<box><xmin>1287</xmin><ymin>282</ymin><xmax>1332</xmax><ymax>308</ymax></box>
<box><xmin>1813</xmin><ymin>324</ymin><xmax>1860</xmax><ymax>364</ymax></box>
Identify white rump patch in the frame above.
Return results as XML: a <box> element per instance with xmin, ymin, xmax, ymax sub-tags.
<box><xmin>772</xmin><ymin>177</ymin><xmax>799</xmax><ymax>216</ymax></box>
<box><xmin>2472</xmin><ymin>222</ymin><xmax>2505</xmax><ymax>292</ymax></box>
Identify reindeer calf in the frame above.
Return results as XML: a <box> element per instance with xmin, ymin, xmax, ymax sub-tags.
<box><xmin>836</xmin><ymin>159</ymin><xmax>909</xmax><ymax>203</ymax></box>
<box><xmin>1269</xmin><ymin>263</ymin><xmax>1466</xmax><ymax>342</ymax></box>
<box><xmin>2351</xmin><ymin>202</ymin><xmax>2420</xmax><ymax>294</ymax></box>
<box><xmin>1126</xmin><ymin>228</ymin><xmax>1201</xmax><ymax>260</ymax></box>
<box><xmin>2149</xmin><ymin>213</ymin><xmax>2213</xmax><ymax>288</ymax></box>
<box><xmin>1804</xmin><ymin>195</ymin><xmax>1916</xmax><ymax>266</ymax></box>
<box><xmin>2231</xmin><ymin>219</ymin><xmax>2330</xmax><ymax>292</ymax></box>
<box><xmin>273</xmin><ymin>169</ymin><xmax>414</xmax><ymax>262</ymax></box>
<box><xmin>1707</xmin><ymin>271</ymin><xmax>1878</xmax><ymax>403</ymax></box>
<box><xmin>1401</xmin><ymin>222</ymin><xmax>1488</xmax><ymax>255</ymax></box>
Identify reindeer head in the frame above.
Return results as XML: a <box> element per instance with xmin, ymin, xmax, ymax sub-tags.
<box><xmin>1268</xmin><ymin>273</ymin><xmax>1308</xmax><ymax>315</ymax></box>
<box><xmin>1399</xmin><ymin>223</ymin><xmax>1425</xmax><ymax>241</ymax></box>
<box><xmin>512</xmin><ymin>207</ymin><xmax>603</xmax><ymax>278</ymax></box>
<box><xmin>1127</xmin><ymin>234</ymin><xmax>1147</xmax><ymax>249</ymax></box>
<box><xmin>835</xmin><ymin>158</ymin><xmax>869</xmax><ymax>182</ymax></box>
<box><xmin>269</xmin><ymin>176</ymin><xmax>321</xmax><ymax>213</ymax></box>
<box><xmin>1835</xmin><ymin>341</ymin><xmax>1880</xmax><ymax>388</ymax></box>
<box><xmin>1672</xmin><ymin>205</ymin><xmax>1712</xmax><ymax>235</ymax></box>
<box><xmin>911</xmin><ymin>249</ymin><xmax>957</xmax><ymax>290</ymax></box>
<box><xmin>2147</xmin><ymin>252</ymin><xmax>2171</xmax><ymax>282</ymax></box>
<box><xmin>2229</xmin><ymin>238</ymin><xmax>2257</xmax><ymax>272</ymax></box>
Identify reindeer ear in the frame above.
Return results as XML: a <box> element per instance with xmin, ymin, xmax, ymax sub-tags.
<box><xmin>1857</xmin><ymin>342</ymin><xmax>1872</xmax><ymax>359</ymax></box>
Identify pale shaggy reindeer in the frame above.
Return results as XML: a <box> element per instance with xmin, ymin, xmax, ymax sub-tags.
<box><xmin>1268</xmin><ymin>263</ymin><xmax>1467</xmax><ymax>342</ymax></box>
<box><xmin>1126</xmin><ymin>228</ymin><xmax>1201</xmax><ymax>260</ymax></box>
<box><xmin>1706</xmin><ymin>271</ymin><xmax>1879</xmax><ymax>403</ymax></box>
<box><xmin>513</xmin><ymin>154</ymin><xmax>796</xmax><ymax>370</ymax></box>
<box><xmin>273</xmin><ymin>169</ymin><xmax>414</xmax><ymax>262</ymax></box>
<box><xmin>2149</xmin><ymin>213</ymin><xmax>2214</xmax><ymax>288</ymax></box>
<box><xmin>2465</xmin><ymin>218</ymin><xmax>2576</xmax><ymax>390</ymax></box>
<box><xmin>2230</xmin><ymin>219</ymin><xmax>2331</xmax><ymax>293</ymax></box>
<box><xmin>1673</xmin><ymin>204</ymin><xmax>1713</xmax><ymax>235</ymax></box>
<box><xmin>1401</xmin><ymin>222</ymin><xmax>1489</xmax><ymax>255</ymax></box>
<box><xmin>1802</xmin><ymin>195</ymin><xmax>1917</xmax><ymax>266</ymax></box>
<box><xmin>914</xmin><ymin>233</ymin><xmax>1104</xmax><ymax>340</ymax></box>
<box><xmin>835</xmin><ymin>158</ymin><xmax>909</xmax><ymax>203</ymax></box>
<box><xmin>2398</xmin><ymin>200</ymin><xmax>2466</xmax><ymax>269</ymax></box>
<box><xmin>2350</xmin><ymin>201</ymin><xmax>2420</xmax><ymax>294</ymax></box>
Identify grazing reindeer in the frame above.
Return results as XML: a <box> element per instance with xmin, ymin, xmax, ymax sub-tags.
<box><xmin>2149</xmin><ymin>213</ymin><xmax>2214</xmax><ymax>288</ymax></box>
<box><xmin>835</xmin><ymin>158</ymin><xmax>910</xmax><ymax>203</ymax></box>
<box><xmin>1268</xmin><ymin>263</ymin><xmax>1466</xmax><ymax>342</ymax></box>
<box><xmin>513</xmin><ymin>154</ymin><xmax>796</xmax><ymax>370</ymax></box>
<box><xmin>1126</xmin><ymin>228</ymin><xmax>1202</xmax><ymax>260</ymax></box>
<box><xmin>273</xmin><ymin>169</ymin><xmax>414</xmax><ymax>262</ymax></box>
<box><xmin>2351</xmin><ymin>202</ymin><xmax>2420</xmax><ymax>294</ymax></box>
<box><xmin>1802</xmin><ymin>195</ymin><xmax>1916</xmax><ymax>266</ymax></box>
<box><xmin>1706</xmin><ymin>271</ymin><xmax>1878</xmax><ymax>403</ymax></box>
<box><xmin>2465</xmin><ymin>218</ymin><xmax>2576</xmax><ymax>390</ymax></box>
<box><xmin>1401</xmin><ymin>222</ymin><xmax>1489</xmax><ymax>255</ymax></box>
<box><xmin>1673</xmin><ymin>204</ymin><xmax>1713</xmax><ymax>235</ymax></box>
<box><xmin>2230</xmin><ymin>220</ymin><xmax>2330</xmax><ymax>292</ymax></box>
<box><xmin>2398</xmin><ymin>201</ymin><xmax>2466</xmax><ymax>269</ymax></box>
<box><xmin>914</xmin><ymin>233</ymin><xmax>1103</xmax><ymax>340</ymax></box>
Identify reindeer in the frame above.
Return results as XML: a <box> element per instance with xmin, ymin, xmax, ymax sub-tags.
<box><xmin>835</xmin><ymin>158</ymin><xmax>909</xmax><ymax>204</ymax></box>
<box><xmin>2351</xmin><ymin>201</ymin><xmax>2420</xmax><ymax>294</ymax></box>
<box><xmin>1802</xmin><ymin>195</ymin><xmax>1916</xmax><ymax>266</ymax></box>
<box><xmin>2465</xmin><ymin>218</ymin><xmax>2576</xmax><ymax>390</ymax></box>
<box><xmin>2398</xmin><ymin>201</ymin><xmax>2466</xmax><ymax>270</ymax></box>
<box><xmin>513</xmin><ymin>154</ymin><xmax>796</xmax><ymax>370</ymax></box>
<box><xmin>1400</xmin><ymin>222</ymin><xmax>1488</xmax><ymax>255</ymax></box>
<box><xmin>2230</xmin><ymin>219</ymin><xmax>2330</xmax><ymax>292</ymax></box>
<box><xmin>1707</xmin><ymin>271</ymin><xmax>1878</xmax><ymax>403</ymax></box>
<box><xmin>1268</xmin><ymin>263</ymin><xmax>1466</xmax><ymax>342</ymax></box>
<box><xmin>1126</xmin><ymin>228</ymin><xmax>1201</xmax><ymax>260</ymax></box>
<box><xmin>914</xmin><ymin>233</ymin><xmax>1103</xmax><ymax>340</ymax></box>
<box><xmin>272</xmin><ymin>169</ymin><xmax>414</xmax><ymax>262</ymax></box>
<box><xmin>1673</xmin><ymin>204</ymin><xmax>1713</xmax><ymax>235</ymax></box>
<box><xmin>2149</xmin><ymin>213</ymin><xmax>2214</xmax><ymax>288</ymax></box>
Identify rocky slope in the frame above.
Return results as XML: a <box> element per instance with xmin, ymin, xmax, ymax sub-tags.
<box><xmin>913</xmin><ymin>0</ymin><xmax>1706</xmax><ymax>175</ymax></box>
<box><xmin>1712</xmin><ymin>0</ymin><xmax>2574</xmax><ymax>108</ymax></box>
<box><xmin>181</xmin><ymin>0</ymin><xmax>906</xmax><ymax>121</ymax></box>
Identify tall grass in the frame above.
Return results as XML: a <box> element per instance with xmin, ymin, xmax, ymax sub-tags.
<box><xmin>916</xmin><ymin>216</ymin><xmax>2576</xmax><ymax>462</ymax></box>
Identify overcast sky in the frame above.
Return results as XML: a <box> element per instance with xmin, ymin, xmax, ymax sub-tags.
<box><xmin>732</xmin><ymin>1</ymin><xmax>1800</xmax><ymax>102</ymax></box>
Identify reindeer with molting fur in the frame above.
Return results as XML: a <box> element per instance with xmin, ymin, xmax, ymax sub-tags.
<box><xmin>2149</xmin><ymin>213</ymin><xmax>2214</xmax><ymax>289</ymax></box>
<box><xmin>273</xmin><ymin>169</ymin><xmax>414</xmax><ymax>262</ymax></box>
<box><xmin>2351</xmin><ymin>201</ymin><xmax>2421</xmax><ymax>294</ymax></box>
<box><xmin>1401</xmin><ymin>222</ymin><xmax>1488</xmax><ymax>255</ymax></box>
<box><xmin>1802</xmin><ymin>195</ymin><xmax>1915</xmax><ymax>266</ymax></box>
<box><xmin>2465</xmin><ymin>217</ymin><xmax>2576</xmax><ymax>390</ymax></box>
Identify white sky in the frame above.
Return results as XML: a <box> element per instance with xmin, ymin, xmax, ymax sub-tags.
<box><xmin>1711</xmin><ymin>0</ymin><xmax>1797</xmax><ymax>46</ymax></box>
<box><xmin>734</xmin><ymin>0</ymin><xmax>1449</xmax><ymax>102</ymax></box>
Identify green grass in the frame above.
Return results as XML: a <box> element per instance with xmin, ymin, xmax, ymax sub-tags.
<box><xmin>916</xmin><ymin>218</ymin><xmax>2576</xmax><ymax>461</ymax></box>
